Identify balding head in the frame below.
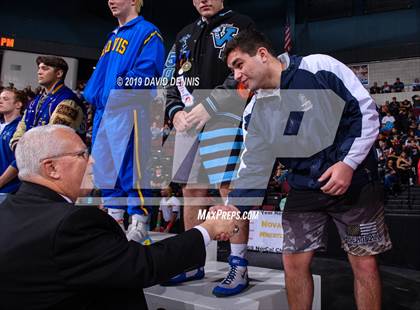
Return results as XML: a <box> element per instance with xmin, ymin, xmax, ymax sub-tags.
<box><xmin>15</xmin><ymin>125</ymin><xmax>92</xmax><ymax>202</ymax></box>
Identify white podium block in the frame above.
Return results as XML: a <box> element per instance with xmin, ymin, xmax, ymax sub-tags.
<box><xmin>149</xmin><ymin>231</ymin><xmax>217</xmax><ymax>262</ymax></box>
<box><xmin>145</xmin><ymin>261</ymin><xmax>321</xmax><ymax>310</ymax></box>
<box><xmin>149</xmin><ymin>231</ymin><xmax>176</xmax><ymax>242</ymax></box>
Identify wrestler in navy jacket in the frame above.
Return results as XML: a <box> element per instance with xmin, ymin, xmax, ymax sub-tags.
<box><xmin>228</xmin><ymin>53</ymin><xmax>379</xmax><ymax>209</ymax></box>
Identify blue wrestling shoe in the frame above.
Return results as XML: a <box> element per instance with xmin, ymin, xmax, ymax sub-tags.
<box><xmin>161</xmin><ymin>267</ymin><xmax>205</xmax><ymax>286</ymax></box>
<box><xmin>212</xmin><ymin>256</ymin><xmax>249</xmax><ymax>297</ymax></box>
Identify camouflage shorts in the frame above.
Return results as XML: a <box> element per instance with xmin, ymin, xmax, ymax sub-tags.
<box><xmin>282</xmin><ymin>182</ymin><xmax>392</xmax><ymax>256</ymax></box>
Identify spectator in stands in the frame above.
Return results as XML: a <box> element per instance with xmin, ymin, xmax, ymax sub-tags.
<box><xmin>377</xmin><ymin>140</ymin><xmax>391</xmax><ymax>183</ymax></box>
<box><xmin>383</xmin><ymin>133</ymin><xmax>399</xmax><ymax>156</ymax></box>
<box><xmin>406</xmin><ymin>128</ymin><xmax>417</xmax><ymax>140</ymax></box>
<box><xmin>395</xmin><ymin>109</ymin><xmax>410</xmax><ymax>132</ymax></box>
<box><xmin>376</xmin><ymin>140</ymin><xmax>387</xmax><ymax>166</ymax></box>
<box><xmin>408</xmin><ymin>112</ymin><xmax>416</xmax><ymax>127</ymax></box>
<box><xmin>370</xmin><ymin>81</ymin><xmax>381</xmax><ymax>94</ymax></box>
<box><xmin>269</xmin><ymin>162</ymin><xmax>288</xmax><ymax>191</ymax></box>
<box><xmin>399</xmin><ymin>99</ymin><xmax>412</xmax><ymax>112</ymax></box>
<box><xmin>388</xmin><ymin>97</ymin><xmax>400</xmax><ymax>116</ymax></box>
<box><xmin>412</xmin><ymin>94</ymin><xmax>420</xmax><ymax>119</ymax></box>
<box><xmin>377</xmin><ymin>92</ymin><xmax>419</xmax><ymax>189</ymax></box>
<box><xmin>406</xmin><ymin>138</ymin><xmax>419</xmax><ymax>169</ymax></box>
<box><xmin>154</xmin><ymin>184</ymin><xmax>181</xmax><ymax>233</ymax></box>
<box><xmin>396</xmin><ymin>151</ymin><xmax>412</xmax><ymax>184</ymax></box>
<box><xmin>384</xmin><ymin>159</ymin><xmax>398</xmax><ymax>194</ymax></box>
<box><xmin>392</xmin><ymin>135</ymin><xmax>404</xmax><ymax>154</ymax></box>
<box><xmin>271</xmin><ymin>163</ymin><xmax>284</xmax><ymax>187</ymax></box>
<box><xmin>390</xmin><ymin>127</ymin><xmax>400</xmax><ymax>137</ymax></box>
<box><xmin>0</xmin><ymin>88</ymin><xmax>27</xmax><ymax>193</ymax></box>
<box><xmin>150</xmin><ymin>121</ymin><xmax>162</xmax><ymax>140</ymax></box>
<box><xmin>381</xmin><ymin>112</ymin><xmax>395</xmax><ymax>132</ymax></box>
<box><xmin>382</xmin><ymin>81</ymin><xmax>392</xmax><ymax>93</ymax></box>
<box><xmin>393</xmin><ymin>78</ymin><xmax>405</xmax><ymax>92</ymax></box>
<box><xmin>162</xmin><ymin>123</ymin><xmax>170</xmax><ymax>138</ymax></box>
<box><xmin>10</xmin><ymin>56</ymin><xmax>86</xmax><ymax>151</ymax></box>
<box><xmin>379</xmin><ymin>103</ymin><xmax>389</xmax><ymax>118</ymax></box>
<box><xmin>150</xmin><ymin>166</ymin><xmax>165</xmax><ymax>188</ymax></box>
<box><xmin>412</xmin><ymin>78</ymin><xmax>420</xmax><ymax>91</ymax></box>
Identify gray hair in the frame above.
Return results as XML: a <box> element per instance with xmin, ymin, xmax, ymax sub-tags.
<box><xmin>15</xmin><ymin>125</ymin><xmax>76</xmax><ymax>179</ymax></box>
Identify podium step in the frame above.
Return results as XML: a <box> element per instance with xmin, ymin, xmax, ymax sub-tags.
<box><xmin>145</xmin><ymin>261</ymin><xmax>321</xmax><ymax>310</ymax></box>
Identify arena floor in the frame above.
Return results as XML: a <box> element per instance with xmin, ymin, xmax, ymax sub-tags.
<box><xmin>219</xmin><ymin>246</ymin><xmax>420</xmax><ymax>309</ymax></box>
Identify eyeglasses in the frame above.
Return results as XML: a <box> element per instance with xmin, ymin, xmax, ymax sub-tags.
<box><xmin>39</xmin><ymin>149</ymin><xmax>89</xmax><ymax>162</ymax></box>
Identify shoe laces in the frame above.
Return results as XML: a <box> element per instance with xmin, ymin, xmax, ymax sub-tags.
<box><xmin>222</xmin><ymin>265</ymin><xmax>238</xmax><ymax>285</ymax></box>
<box><xmin>131</xmin><ymin>220</ymin><xmax>146</xmax><ymax>230</ymax></box>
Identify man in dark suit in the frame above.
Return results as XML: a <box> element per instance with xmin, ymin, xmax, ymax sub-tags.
<box><xmin>0</xmin><ymin>125</ymin><xmax>237</xmax><ymax>310</ymax></box>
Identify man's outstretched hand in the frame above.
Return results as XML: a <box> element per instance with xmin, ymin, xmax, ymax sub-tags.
<box><xmin>200</xmin><ymin>205</ymin><xmax>240</xmax><ymax>241</ymax></box>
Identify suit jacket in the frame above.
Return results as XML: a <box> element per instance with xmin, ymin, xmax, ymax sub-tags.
<box><xmin>0</xmin><ymin>182</ymin><xmax>206</xmax><ymax>310</ymax></box>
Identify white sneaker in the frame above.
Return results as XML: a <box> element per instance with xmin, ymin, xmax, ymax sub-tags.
<box><xmin>108</xmin><ymin>209</ymin><xmax>125</xmax><ymax>233</ymax></box>
<box><xmin>126</xmin><ymin>215</ymin><xmax>152</xmax><ymax>245</ymax></box>
<box><xmin>212</xmin><ymin>256</ymin><xmax>249</xmax><ymax>297</ymax></box>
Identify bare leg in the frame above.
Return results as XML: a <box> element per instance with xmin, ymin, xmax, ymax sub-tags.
<box><xmin>218</xmin><ymin>183</ymin><xmax>231</xmax><ymax>204</ymax></box>
<box><xmin>182</xmin><ymin>185</ymin><xmax>209</xmax><ymax>230</ymax></box>
<box><xmin>211</xmin><ymin>183</ymin><xmax>250</xmax><ymax>296</ymax></box>
<box><xmin>229</xmin><ymin>219</ymin><xmax>249</xmax><ymax>243</ymax></box>
<box><xmin>218</xmin><ymin>183</ymin><xmax>249</xmax><ymax>244</ymax></box>
<box><xmin>283</xmin><ymin>251</ymin><xmax>315</xmax><ymax>310</ymax></box>
<box><xmin>348</xmin><ymin>254</ymin><xmax>381</xmax><ymax>310</ymax></box>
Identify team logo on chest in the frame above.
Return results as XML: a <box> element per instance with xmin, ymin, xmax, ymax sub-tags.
<box><xmin>179</xmin><ymin>34</ymin><xmax>191</xmax><ymax>54</ymax></box>
<box><xmin>211</xmin><ymin>24</ymin><xmax>239</xmax><ymax>59</ymax></box>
